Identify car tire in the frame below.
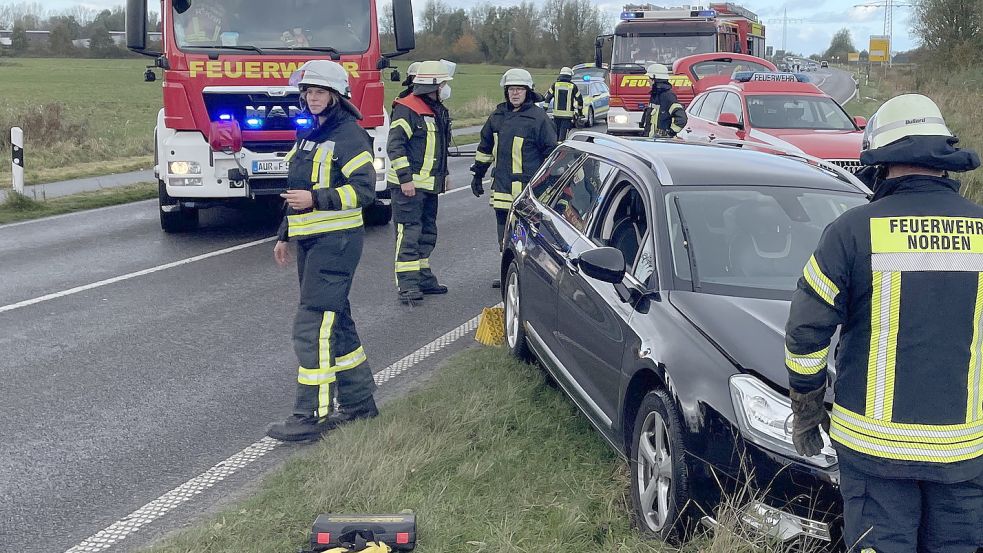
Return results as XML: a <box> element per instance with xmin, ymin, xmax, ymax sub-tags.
<box><xmin>586</xmin><ymin>107</ymin><xmax>596</xmax><ymax>128</ymax></box>
<box><xmin>630</xmin><ymin>388</ymin><xmax>692</xmax><ymax>542</ymax></box>
<box><xmin>363</xmin><ymin>201</ymin><xmax>392</xmax><ymax>226</ymax></box>
<box><xmin>504</xmin><ymin>260</ymin><xmax>533</xmax><ymax>362</ymax></box>
<box><xmin>158</xmin><ymin>180</ymin><xmax>198</xmax><ymax>233</ymax></box>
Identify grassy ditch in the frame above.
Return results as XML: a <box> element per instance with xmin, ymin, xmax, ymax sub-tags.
<box><xmin>0</xmin><ymin>182</ymin><xmax>157</xmax><ymax>225</ymax></box>
<box><xmin>143</xmin><ymin>346</ymin><xmax>810</xmax><ymax>553</ymax></box>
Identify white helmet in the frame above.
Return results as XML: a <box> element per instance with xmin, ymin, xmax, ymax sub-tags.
<box><xmin>646</xmin><ymin>63</ymin><xmax>670</xmax><ymax>81</ymax></box>
<box><xmin>289</xmin><ymin>59</ymin><xmax>351</xmax><ymax>98</ymax></box>
<box><xmin>501</xmin><ymin>68</ymin><xmax>535</xmax><ymax>89</ymax></box>
<box><xmin>406</xmin><ymin>61</ymin><xmax>421</xmax><ymax>78</ymax></box>
<box><xmin>559</xmin><ymin>66</ymin><xmax>573</xmax><ymax>77</ymax></box>
<box><xmin>863</xmin><ymin>93</ymin><xmax>952</xmax><ymax>151</ymax></box>
<box><xmin>413</xmin><ymin>60</ymin><xmax>453</xmax><ymax>86</ymax></box>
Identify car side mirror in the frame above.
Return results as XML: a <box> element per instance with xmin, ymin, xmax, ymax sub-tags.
<box><xmin>853</xmin><ymin>115</ymin><xmax>867</xmax><ymax>129</ymax></box>
<box><xmin>717</xmin><ymin>112</ymin><xmax>743</xmax><ymax>129</ymax></box>
<box><xmin>578</xmin><ymin>247</ymin><xmax>626</xmax><ymax>284</ymax></box>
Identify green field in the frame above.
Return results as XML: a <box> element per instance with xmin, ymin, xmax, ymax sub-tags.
<box><xmin>0</xmin><ymin>58</ymin><xmax>557</xmax><ymax>188</ymax></box>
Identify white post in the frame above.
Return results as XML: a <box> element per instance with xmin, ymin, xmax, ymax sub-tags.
<box><xmin>11</xmin><ymin>126</ymin><xmax>24</xmax><ymax>194</ymax></box>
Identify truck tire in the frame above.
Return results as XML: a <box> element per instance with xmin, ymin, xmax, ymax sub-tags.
<box><xmin>158</xmin><ymin>180</ymin><xmax>199</xmax><ymax>233</ymax></box>
<box><xmin>363</xmin><ymin>201</ymin><xmax>392</xmax><ymax>226</ymax></box>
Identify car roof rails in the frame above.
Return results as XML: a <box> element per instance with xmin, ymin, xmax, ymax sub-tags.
<box><xmin>568</xmin><ymin>131</ymin><xmax>676</xmax><ymax>185</ymax></box>
<box><xmin>708</xmin><ymin>137</ymin><xmax>872</xmax><ymax>195</ymax></box>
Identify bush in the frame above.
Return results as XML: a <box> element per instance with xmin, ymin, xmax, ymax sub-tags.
<box><xmin>0</xmin><ymin>103</ymin><xmax>88</xmax><ymax>155</ymax></box>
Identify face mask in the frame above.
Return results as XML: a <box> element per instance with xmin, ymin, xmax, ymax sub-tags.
<box><xmin>439</xmin><ymin>84</ymin><xmax>452</xmax><ymax>101</ymax></box>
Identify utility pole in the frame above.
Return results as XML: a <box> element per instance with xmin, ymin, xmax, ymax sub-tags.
<box><xmin>854</xmin><ymin>0</ymin><xmax>914</xmax><ymax>66</ymax></box>
<box><xmin>765</xmin><ymin>9</ymin><xmax>805</xmax><ymax>54</ymax></box>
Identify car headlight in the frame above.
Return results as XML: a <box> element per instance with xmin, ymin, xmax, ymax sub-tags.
<box><xmin>729</xmin><ymin>374</ymin><xmax>836</xmax><ymax>468</ymax></box>
<box><xmin>168</xmin><ymin>161</ymin><xmax>201</xmax><ymax>175</ymax></box>
<box><xmin>373</xmin><ymin>157</ymin><xmax>386</xmax><ymax>171</ymax></box>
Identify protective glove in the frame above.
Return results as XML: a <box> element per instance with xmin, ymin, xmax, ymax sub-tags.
<box><xmin>471</xmin><ymin>175</ymin><xmax>485</xmax><ymax>197</ymax></box>
<box><xmin>789</xmin><ymin>387</ymin><xmax>830</xmax><ymax>457</ymax></box>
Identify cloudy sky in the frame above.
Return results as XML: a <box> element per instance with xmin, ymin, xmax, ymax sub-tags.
<box><xmin>39</xmin><ymin>0</ymin><xmax>918</xmax><ymax>56</ymax></box>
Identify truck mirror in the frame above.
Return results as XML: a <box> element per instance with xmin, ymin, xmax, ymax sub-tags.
<box><xmin>173</xmin><ymin>0</ymin><xmax>191</xmax><ymax>14</ymax></box>
<box><xmin>126</xmin><ymin>0</ymin><xmax>147</xmax><ymax>50</ymax></box>
<box><xmin>392</xmin><ymin>0</ymin><xmax>416</xmax><ymax>52</ymax></box>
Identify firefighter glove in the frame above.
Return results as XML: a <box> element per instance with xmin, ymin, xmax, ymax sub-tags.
<box><xmin>789</xmin><ymin>386</ymin><xmax>830</xmax><ymax>457</ymax></box>
<box><xmin>471</xmin><ymin>175</ymin><xmax>485</xmax><ymax>197</ymax></box>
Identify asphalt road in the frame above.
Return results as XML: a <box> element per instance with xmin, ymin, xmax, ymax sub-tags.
<box><xmin>808</xmin><ymin>67</ymin><xmax>858</xmax><ymax>105</ymax></box>
<box><xmin>0</xmin><ymin>155</ymin><xmax>503</xmax><ymax>552</ymax></box>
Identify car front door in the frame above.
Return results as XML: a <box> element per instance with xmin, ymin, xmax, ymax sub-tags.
<box><xmin>712</xmin><ymin>92</ymin><xmax>745</xmax><ymax>143</ymax></box>
<box><xmin>554</xmin><ymin>168</ymin><xmax>649</xmax><ymax>429</ymax></box>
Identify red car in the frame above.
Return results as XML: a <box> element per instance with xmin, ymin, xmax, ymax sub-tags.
<box><xmin>681</xmin><ymin>73</ymin><xmax>868</xmax><ymax>173</ymax></box>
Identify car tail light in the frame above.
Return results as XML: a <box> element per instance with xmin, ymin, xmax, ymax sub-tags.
<box><xmin>208</xmin><ymin>120</ymin><xmax>243</xmax><ymax>153</ymax></box>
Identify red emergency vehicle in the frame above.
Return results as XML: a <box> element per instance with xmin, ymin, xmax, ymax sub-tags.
<box><xmin>596</xmin><ymin>4</ymin><xmax>763</xmax><ymax>135</ymax></box>
<box><xmin>126</xmin><ymin>0</ymin><xmax>415</xmax><ymax>232</ymax></box>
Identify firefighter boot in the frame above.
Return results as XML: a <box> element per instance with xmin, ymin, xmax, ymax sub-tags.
<box><xmin>266</xmin><ymin>414</ymin><xmax>328</xmax><ymax>442</ymax></box>
<box><xmin>324</xmin><ymin>396</ymin><xmax>379</xmax><ymax>429</ymax></box>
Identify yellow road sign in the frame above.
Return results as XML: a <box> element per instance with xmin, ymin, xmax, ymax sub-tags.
<box><xmin>869</xmin><ymin>36</ymin><xmax>890</xmax><ymax>62</ymax></box>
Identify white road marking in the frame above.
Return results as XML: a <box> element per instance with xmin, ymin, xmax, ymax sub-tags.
<box><xmin>64</xmin><ymin>311</ymin><xmax>486</xmax><ymax>553</ymax></box>
<box><xmin>0</xmin><ymin>237</ymin><xmax>277</xmax><ymax>314</ymax></box>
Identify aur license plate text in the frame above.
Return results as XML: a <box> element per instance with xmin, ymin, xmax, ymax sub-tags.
<box><xmin>253</xmin><ymin>160</ymin><xmax>288</xmax><ymax>174</ymax></box>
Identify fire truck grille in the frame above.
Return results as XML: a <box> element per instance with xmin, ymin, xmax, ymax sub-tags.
<box><xmin>203</xmin><ymin>92</ymin><xmax>303</xmax><ymax>132</ymax></box>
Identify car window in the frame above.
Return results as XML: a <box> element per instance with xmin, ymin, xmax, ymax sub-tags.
<box><xmin>688</xmin><ymin>94</ymin><xmax>707</xmax><ymax>116</ymax></box>
<box><xmin>700</xmin><ymin>92</ymin><xmax>726</xmax><ymax>121</ymax></box>
<box><xmin>690</xmin><ymin>60</ymin><xmax>773</xmax><ymax>79</ymax></box>
<box><xmin>550</xmin><ymin>157</ymin><xmax>614</xmax><ymax>233</ymax></box>
<box><xmin>720</xmin><ymin>93</ymin><xmax>744</xmax><ymax>124</ymax></box>
<box><xmin>529</xmin><ymin>147</ymin><xmax>582</xmax><ymax>202</ymax></box>
<box><xmin>576</xmin><ymin>82</ymin><xmax>590</xmax><ymax>96</ymax></box>
<box><xmin>590</xmin><ymin>178</ymin><xmax>655</xmax><ymax>286</ymax></box>
<box><xmin>665</xmin><ymin>188</ymin><xmax>867</xmax><ymax>299</ymax></box>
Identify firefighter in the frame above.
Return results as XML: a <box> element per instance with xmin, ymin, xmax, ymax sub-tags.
<box><xmin>640</xmin><ymin>63</ymin><xmax>686</xmax><ymax>139</ymax></box>
<box><xmin>784</xmin><ymin>94</ymin><xmax>983</xmax><ymax>552</ymax></box>
<box><xmin>267</xmin><ymin>60</ymin><xmax>379</xmax><ymax>442</ymax></box>
<box><xmin>386</xmin><ymin>60</ymin><xmax>453</xmax><ymax>304</ymax></box>
<box><xmin>395</xmin><ymin>61</ymin><xmax>421</xmax><ymax>101</ymax></box>
<box><xmin>543</xmin><ymin>67</ymin><xmax>584</xmax><ymax>141</ymax></box>
<box><xmin>471</xmin><ymin>68</ymin><xmax>557</xmax><ymax>286</ymax></box>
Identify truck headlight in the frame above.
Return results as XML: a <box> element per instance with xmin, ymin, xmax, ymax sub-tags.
<box><xmin>374</xmin><ymin>157</ymin><xmax>386</xmax><ymax>171</ymax></box>
<box><xmin>729</xmin><ymin>374</ymin><xmax>836</xmax><ymax>468</ymax></box>
<box><xmin>169</xmin><ymin>161</ymin><xmax>201</xmax><ymax>175</ymax></box>
<box><xmin>613</xmin><ymin>114</ymin><xmax>629</xmax><ymax>124</ymax></box>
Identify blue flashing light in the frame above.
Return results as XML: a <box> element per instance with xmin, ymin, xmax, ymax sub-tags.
<box><xmin>218</xmin><ymin>113</ymin><xmax>233</xmax><ymax>121</ymax></box>
<box><xmin>583</xmin><ymin>75</ymin><xmax>591</xmax><ymax>82</ymax></box>
<box><xmin>295</xmin><ymin>117</ymin><xmax>313</xmax><ymax>129</ymax></box>
<box><xmin>245</xmin><ymin>117</ymin><xmax>263</xmax><ymax>129</ymax></box>
<box><xmin>697</xmin><ymin>9</ymin><xmax>716</xmax><ymax>16</ymax></box>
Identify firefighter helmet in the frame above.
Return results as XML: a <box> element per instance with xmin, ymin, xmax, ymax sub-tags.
<box><xmin>289</xmin><ymin>59</ymin><xmax>351</xmax><ymax>98</ymax></box>
<box><xmin>862</xmin><ymin>93</ymin><xmax>951</xmax><ymax>151</ymax></box>
<box><xmin>646</xmin><ymin>63</ymin><xmax>670</xmax><ymax>81</ymax></box>
<box><xmin>406</xmin><ymin>61</ymin><xmax>421</xmax><ymax>78</ymax></box>
<box><xmin>559</xmin><ymin>66</ymin><xmax>574</xmax><ymax>77</ymax></box>
<box><xmin>501</xmin><ymin>68</ymin><xmax>535</xmax><ymax>89</ymax></box>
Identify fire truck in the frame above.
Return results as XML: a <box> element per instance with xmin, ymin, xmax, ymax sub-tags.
<box><xmin>126</xmin><ymin>0</ymin><xmax>415</xmax><ymax>232</ymax></box>
<box><xmin>711</xmin><ymin>3</ymin><xmax>766</xmax><ymax>58</ymax></box>
<box><xmin>595</xmin><ymin>4</ymin><xmax>762</xmax><ymax>135</ymax></box>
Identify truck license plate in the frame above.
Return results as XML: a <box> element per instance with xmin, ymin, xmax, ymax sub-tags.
<box><xmin>253</xmin><ymin>160</ymin><xmax>288</xmax><ymax>174</ymax></box>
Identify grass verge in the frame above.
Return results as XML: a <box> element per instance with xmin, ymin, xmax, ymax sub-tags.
<box><xmin>0</xmin><ymin>182</ymin><xmax>156</xmax><ymax>225</ymax></box>
<box><xmin>144</xmin><ymin>347</ymin><xmax>670</xmax><ymax>553</ymax></box>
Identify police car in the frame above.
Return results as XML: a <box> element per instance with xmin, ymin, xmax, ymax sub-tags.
<box><xmin>545</xmin><ymin>74</ymin><xmax>610</xmax><ymax>128</ymax></box>
<box><xmin>681</xmin><ymin>72</ymin><xmax>867</xmax><ymax>173</ymax></box>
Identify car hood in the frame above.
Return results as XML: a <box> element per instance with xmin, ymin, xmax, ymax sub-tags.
<box><xmin>749</xmin><ymin>128</ymin><xmax>863</xmax><ymax>160</ymax></box>
<box><xmin>669</xmin><ymin>291</ymin><xmax>836</xmax><ymax>392</ymax></box>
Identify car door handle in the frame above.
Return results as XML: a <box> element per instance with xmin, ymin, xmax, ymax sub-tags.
<box><xmin>562</xmin><ymin>253</ymin><xmax>579</xmax><ymax>273</ymax></box>
<box><xmin>708</xmin><ymin>134</ymin><xmax>716</xmax><ymax>141</ymax></box>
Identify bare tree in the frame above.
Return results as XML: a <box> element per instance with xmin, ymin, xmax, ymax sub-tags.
<box><xmin>65</xmin><ymin>5</ymin><xmax>96</xmax><ymax>27</ymax></box>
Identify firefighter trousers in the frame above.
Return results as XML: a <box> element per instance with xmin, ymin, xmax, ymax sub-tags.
<box><xmin>495</xmin><ymin>208</ymin><xmax>509</xmax><ymax>252</ymax></box>
<box><xmin>839</xmin><ymin>459</ymin><xmax>983</xmax><ymax>553</ymax></box>
<box><xmin>292</xmin><ymin>230</ymin><xmax>376</xmax><ymax>419</ymax></box>
<box><xmin>555</xmin><ymin>117</ymin><xmax>575</xmax><ymax>141</ymax></box>
<box><xmin>393</xmin><ymin>188</ymin><xmax>439</xmax><ymax>292</ymax></box>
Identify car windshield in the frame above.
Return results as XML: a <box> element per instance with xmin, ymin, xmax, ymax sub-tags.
<box><xmin>690</xmin><ymin>60</ymin><xmax>773</xmax><ymax>79</ymax></box>
<box><xmin>746</xmin><ymin>95</ymin><xmax>856</xmax><ymax>130</ymax></box>
<box><xmin>173</xmin><ymin>0</ymin><xmax>371</xmax><ymax>53</ymax></box>
<box><xmin>612</xmin><ymin>34</ymin><xmax>716</xmax><ymax>66</ymax></box>
<box><xmin>666</xmin><ymin>188</ymin><xmax>866</xmax><ymax>299</ymax></box>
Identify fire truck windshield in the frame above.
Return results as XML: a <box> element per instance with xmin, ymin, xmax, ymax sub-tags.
<box><xmin>174</xmin><ymin>0</ymin><xmax>371</xmax><ymax>54</ymax></box>
<box><xmin>612</xmin><ymin>34</ymin><xmax>715</xmax><ymax>67</ymax></box>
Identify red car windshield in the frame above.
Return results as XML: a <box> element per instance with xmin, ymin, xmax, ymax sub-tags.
<box><xmin>746</xmin><ymin>95</ymin><xmax>856</xmax><ymax>131</ymax></box>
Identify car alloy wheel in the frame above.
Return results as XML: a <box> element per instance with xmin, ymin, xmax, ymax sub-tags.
<box><xmin>504</xmin><ymin>261</ymin><xmax>532</xmax><ymax>361</ymax></box>
<box><xmin>631</xmin><ymin>388</ymin><xmax>690</xmax><ymax>541</ymax></box>
<box><xmin>587</xmin><ymin>107</ymin><xmax>595</xmax><ymax>128</ymax></box>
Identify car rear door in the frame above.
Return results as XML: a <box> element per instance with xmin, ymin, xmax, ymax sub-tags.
<box><xmin>685</xmin><ymin>91</ymin><xmax>725</xmax><ymax>142</ymax></box>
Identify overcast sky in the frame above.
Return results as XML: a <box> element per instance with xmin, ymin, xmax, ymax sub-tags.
<box><xmin>37</xmin><ymin>0</ymin><xmax>918</xmax><ymax>56</ymax></box>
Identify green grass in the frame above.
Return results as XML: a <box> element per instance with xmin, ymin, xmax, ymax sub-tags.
<box><xmin>844</xmin><ymin>68</ymin><xmax>888</xmax><ymax>119</ymax></box>
<box><xmin>143</xmin><ymin>347</ymin><xmax>672</xmax><ymax>553</ymax></box>
<box><xmin>0</xmin><ymin>182</ymin><xmax>157</xmax><ymax>224</ymax></box>
<box><xmin>0</xmin><ymin>59</ymin><xmax>557</xmax><ymax>188</ymax></box>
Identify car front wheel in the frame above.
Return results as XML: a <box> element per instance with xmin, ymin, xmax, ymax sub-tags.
<box><xmin>630</xmin><ymin>388</ymin><xmax>692</xmax><ymax>542</ymax></box>
<box><xmin>504</xmin><ymin>260</ymin><xmax>532</xmax><ymax>362</ymax></box>
<box><xmin>586</xmin><ymin>107</ymin><xmax>596</xmax><ymax>128</ymax></box>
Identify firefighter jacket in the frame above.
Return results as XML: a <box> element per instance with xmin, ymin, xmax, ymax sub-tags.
<box><xmin>277</xmin><ymin>105</ymin><xmax>376</xmax><ymax>241</ymax></box>
<box><xmin>471</xmin><ymin>99</ymin><xmax>558</xmax><ymax>211</ymax></box>
<box><xmin>544</xmin><ymin>76</ymin><xmax>584</xmax><ymax>120</ymax></box>
<box><xmin>785</xmin><ymin>175</ymin><xmax>983</xmax><ymax>482</ymax></box>
<box><xmin>641</xmin><ymin>82</ymin><xmax>686</xmax><ymax>138</ymax></box>
<box><xmin>387</xmin><ymin>94</ymin><xmax>451</xmax><ymax>194</ymax></box>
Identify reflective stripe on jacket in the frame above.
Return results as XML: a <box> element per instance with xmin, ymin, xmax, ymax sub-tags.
<box><xmin>785</xmin><ymin>175</ymin><xmax>983</xmax><ymax>481</ymax></box>
<box><xmin>386</xmin><ymin>94</ymin><xmax>451</xmax><ymax>193</ymax></box>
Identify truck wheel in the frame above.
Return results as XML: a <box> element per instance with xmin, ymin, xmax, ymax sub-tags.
<box><xmin>158</xmin><ymin>180</ymin><xmax>198</xmax><ymax>233</ymax></box>
<box><xmin>363</xmin><ymin>201</ymin><xmax>392</xmax><ymax>226</ymax></box>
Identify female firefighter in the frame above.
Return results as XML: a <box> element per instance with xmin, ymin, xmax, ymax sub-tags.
<box><xmin>267</xmin><ymin>60</ymin><xmax>378</xmax><ymax>442</ymax></box>
<box><xmin>470</xmin><ymin>68</ymin><xmax>558</xmax><ymax>287</ymax></box>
